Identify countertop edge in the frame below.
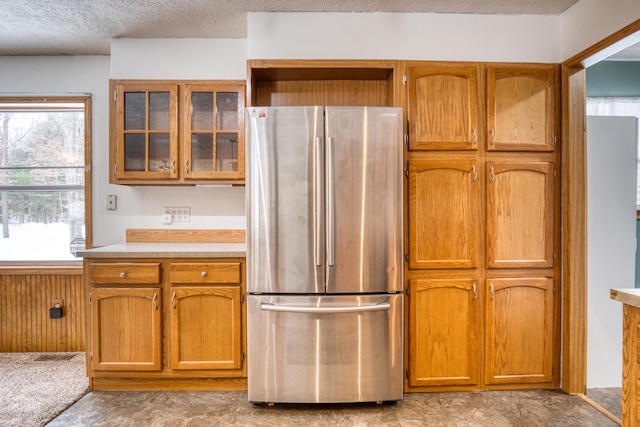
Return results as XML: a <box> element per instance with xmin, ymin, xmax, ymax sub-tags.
<box><xmin>611</xmin><ymin>288</ymin><xmax>640</xmax><ymax>308</ymax></box>
<box><xmin>77</xmin><ymin>243</ymin><xmax>247</xmax><ymax>259</ymax></box>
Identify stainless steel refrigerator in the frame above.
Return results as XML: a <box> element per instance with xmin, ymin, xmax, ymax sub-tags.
<box><xmin>246</xmin><ymin>106</ymin><xmax>403</xmax><ymax>404</ymax></box>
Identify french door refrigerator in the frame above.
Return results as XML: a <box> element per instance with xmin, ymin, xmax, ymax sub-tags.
<box><xmin>246</xmin><ymin>106</ymin><xmax>403</xmax><ymax>404</ymax></box>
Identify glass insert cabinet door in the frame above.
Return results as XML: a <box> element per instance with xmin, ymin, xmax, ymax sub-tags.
<box><xmin>182</xmin><ymin>84</ymin><xmax>245</xmax><ymax>179</ymax></box>
<box><xmin>116</xmin><ymin>83</ymin><xmax>179</xmax><ymax>179</ymax></box>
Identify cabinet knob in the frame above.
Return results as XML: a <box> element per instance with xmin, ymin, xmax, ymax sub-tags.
<box><xmin>201</xmin><ymin>271</ymin><xmax>207</xmax><ymax>277</ymax></box>
<box><xmin>119</xmin><ymin>272</ymin><xmax>126</xmax><ymax>278</ymax></box>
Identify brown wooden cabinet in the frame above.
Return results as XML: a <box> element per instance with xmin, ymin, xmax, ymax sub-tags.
<box><xmin>485</xmin><ymin>277</ymin><xmax>555</xmax><ymax>385</ymax></box>
<box><xmin>407</xmin><ymin>64</ymin><xmax>479</xmax><ymax>150</ymax></box>
<box><xmin>486</xmin><ymin>161</ymin><xmax>555</xmax><ymax>268</ymax></box>
<box><xmin>110</xmin><ymin>80</ymin><xmax>245</xmax><ymax>185</ymax></box>
<box><xmin>169</xmin><ymin>262</ymin><xmax>243</xmax><ymax>371</ymax></box>
<box><xmin>87</xmin><ymin>262</ymin><xmax>163</xmax><ymax>371</ymax></box>
<box><xmin>486</xmin><ymin>66</ymin><xmax>557</xmax><ymax>152</ymax></box>
<box><xmin>408</xmin><ymin>278</ymin><xmax>479</xmax><ymax>387</ymax></box>
<box><xmin>408</xmin><ymin>160</ymin><xmax>479</xmax><ymax>269</ymax></box>
<box><xmin>90</xmin><ymin>286</ymin><xmax>162</xmax><ymax>371</ymax></box>
<box><xmin>404</xmin><ymin>61</ymin><xmax>559</xmax><ymax>393</ymax></box>
<box><xmin>85</xmin><ymin>257</ymin><xmax>246</xmax><ymax>390</ymax></box>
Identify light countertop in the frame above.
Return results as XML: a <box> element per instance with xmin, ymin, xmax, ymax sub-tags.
<box><xmin>610</xmin><ymin>288</ymin><xmax>640</xmax><ymax>308</ymax></box>
<box><xmin>77</xmin><ymin>242</ymin><xmax>246</xmax><ymax>259</ymax></box>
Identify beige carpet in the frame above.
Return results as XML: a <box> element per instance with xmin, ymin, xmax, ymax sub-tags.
<box><xmin>0</xmin><ymin>352</ymin><xmax>89</xmax><ymax>427</ymax></box>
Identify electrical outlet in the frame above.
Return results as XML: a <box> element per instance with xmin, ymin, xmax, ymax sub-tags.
<box><xmin>164</xmin><ymin>207</ymin><xmax>190</xmax><ymax>222</ymax></box>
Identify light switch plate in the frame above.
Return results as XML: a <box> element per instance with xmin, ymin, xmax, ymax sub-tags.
<box><xmin>106</xmin><ymin>195</ymin><xmax>117</xmax><ymax>211</ymax></box>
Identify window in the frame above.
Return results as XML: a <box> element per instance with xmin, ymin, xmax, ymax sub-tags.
<box><xmin>586</xmin><ymin>97</ymin><xmax>640</xmax><ymax>206</ymax></box>
<box><xmin>0</xmin><ymin>97</ymin><xmax>91</xmax><ymax>262</ymax></box>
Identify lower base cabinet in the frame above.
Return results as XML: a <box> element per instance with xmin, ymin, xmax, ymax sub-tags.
<box><xmin>408</xmin><ymin>278</ymin><xmax>479</xmax><ymax>387</ymax></box>
<box><xmin>85</xmin><ymin>257</ymin><xmax>246</xmax><ymax>390</ymax></box>
<box><xmin>90</xmin><ymin>287</ymin><xmax>162</xmax><ymax>371</ymax></box>
<box><xmin>407</xmin><ymin>276</ymin><xmax>556</xmax><ymax>391</ymax></box>
<box><xmin>485</xmin><ymin>277</ymin><xmax>555</xmax><ymax>385</ymax></box>
<box><xmin>170</xmin><ymin>286</ymin><xmax>242</xmax><ymax>371</ymax></box>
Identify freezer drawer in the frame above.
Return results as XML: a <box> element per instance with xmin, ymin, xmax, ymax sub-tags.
<box><xmin>248</xmin><ymin>294</ymin><xmax>403</xmax><ymax>404</ymax></box>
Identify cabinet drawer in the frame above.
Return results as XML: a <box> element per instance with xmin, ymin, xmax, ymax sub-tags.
<box><xmin>170</xmin><ymin>262</ymin><xmax>240</xmax><ymax>284</ymax></box>
<box><xmin>89</xmin><ymin>263</ymin><xmax>161</xmax><ymax>284</ymax></box>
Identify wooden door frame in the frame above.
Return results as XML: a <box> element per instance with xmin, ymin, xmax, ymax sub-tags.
<box><xmin>561</xmin><ymin>19</ymin><xmax>640</xmax><ymax>394</ymax></box>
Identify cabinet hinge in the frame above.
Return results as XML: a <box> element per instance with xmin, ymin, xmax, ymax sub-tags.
<box><xmin>89</xmin><ymin>352</ymin><xmax>93</xmax><ymax>362</ymax></box>
<box><xmin>554</xmin><ymin>76</ymin><xmax>557</xmax><ymax>87</ymax></box>
<box><xmin>405</xmin><ymin>253</ymin><xmax>409</xmax><ymax>261</ymax></box>
<box><xmin>404</xmin><ymin>169</ymin><xmax>409</xmax><ymax>178</ymax></box>
<box><xmin>241</xmin><ymin>352</ymin><xmax>245</xmax><ymax>362</ymax></box>
<box><xmin>88</xmin><ymin>293</ymin><xmax>92</xmax><ymax>304</ymax></box>
<box><xmin>554</xmin><ymin>135</ymin><xmax>557</xmax><ymax>146</ymax></box>
<box><xmin>240</xmin><ymin>293</ymin><xmax>245</xmax><ymax>303</ymax></box>
<box><xmin>553</xmin><ymin>169</ymin><xmax>557</xmax><ymax>179</ymax></box>
<box><xmin>405</xmin><ymin>369</ymin><xmax>410</xmax><ymax>380</ymax></box>
<box><xmin>404</xmin><ymin>133</ymin><xmax>409</xmax><ymax>145</ymax></box>
<box><xmin>403</xmin><ymin>74</ymin><xmax>407</xmax><ymax>85</ymax></box>
<box><xmin>113</xmin><ymin>90</ymin><xmax>117</xmax><ymax>101</ymax></box>
<box><xmin>405</xmin><ymin>287</ymin><xmax>410</xmax><ymax>297</ymax></box>
<box><xmin>553</xmin><ymin>252</ymin><xmax>556</xmax><ymax>261</ymax></box>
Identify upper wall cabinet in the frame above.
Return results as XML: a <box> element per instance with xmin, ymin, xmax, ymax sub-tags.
<box><xmin>407</xmin><ymin>65</ymin><xmax>479</xmax><ymax>151</ymax></box>
<box><xmin>486</xmin><ymin>66</ymin><xmax>557</xmax><ymax>152</ymax></box>
<box><xmin>110</xmin><ymin>80</ymin><xmax>246</xmax><ymax>185</ymax></box>
<box><xmin>246</xmin><ymin>60</ymin><xmax>400</xmax><ymax>107</ymax></box>
<box><xmin>407</xmin><ymin>63</ymin><xmax>558</xmax><ymax>152</ymax></box>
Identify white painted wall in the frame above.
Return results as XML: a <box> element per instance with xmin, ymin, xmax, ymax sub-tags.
<box><xmin>561</xmin><ymin>0</ymin><xmax>640</xmax><ymax>61</ymax></box>
<box><xmin>586</xmin><ymin>116</ymin><xmax>638</xmax><ymax>388</ymax></box>
<box><xmin>247</xmin><ymin>12</ymin><xmax>562</xmax><ymax>62</ymax></box>
<box><xmin>110</xmin><ymin>38</ymin><xmax>246</xmax><ymax>80</ymax></box>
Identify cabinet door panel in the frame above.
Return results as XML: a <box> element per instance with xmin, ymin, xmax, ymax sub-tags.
<box><xmin>409</xmin><ymin>160</ymin><xmax>478</xmax><ymax>269</ymax></box>
<box><xmin>90</xmin><ymin>287</ymin><xmax>162</xmax><ymax>371</ymax></box>
<box><xmin>170</xmin><ymin>286</ymin><xmax>242</xmax><ymax>370</ymax></box>
<box><xmin>487</xmin><ymin>67</ymin><xmax>556</xmax><ymax>151</ymax></box>
<box><xmin>115</xmin><ymin>83</ymin><xmax>179</xmax><ymax>180</ymax></box>
<box><xmin>409</xmin><ymin>278</ymin><xmax>479</xmax><ymax>386</ymax></box>
<box><xmin>486</xmin><ymin>161</ymin><xmax>554</xmax><ymax>268</ymax></box>
<box><xmin>485</xmin><ymin>278</ymin><xmax>554</xmax><ymax>384</ymax></box>
<box><xmin>182</xmin><ymin>84</ymin><xmax>245</xmax><ymax>180</ymax></box>
<box><xmin>408</xmin><ymin>65</ymin><xmax>479</xmax><ymax>150</ymax></box>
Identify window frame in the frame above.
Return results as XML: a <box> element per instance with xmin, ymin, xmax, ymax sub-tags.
<box><xmin>0</xmin><ymin>95</ymin><xmax>92</xmax><ymax>266</ymax></box>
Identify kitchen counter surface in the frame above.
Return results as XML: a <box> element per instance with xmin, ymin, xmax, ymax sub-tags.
<box><xmin>77</xmin><ymin>242</ymin><xmax>246</xmax><ymax>259</ymax></box>
<box><xmin>610</xmin><ymin>288</ymin><xmax>640</xmax><ymax>308</ymax></box>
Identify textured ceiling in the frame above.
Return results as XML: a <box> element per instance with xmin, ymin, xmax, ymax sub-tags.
<box><xmin>0</xmin><ymin>0</ymin><xmax>581</xmax><ymax>55</ymax></box>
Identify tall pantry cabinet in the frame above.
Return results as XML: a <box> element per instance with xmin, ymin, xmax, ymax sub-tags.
<box><xmin>404</xmin><ymin>62</ymin><xmax>560</xmax><ymax>392</ymax></box>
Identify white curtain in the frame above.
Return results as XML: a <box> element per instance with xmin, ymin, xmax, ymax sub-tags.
<box><xmin>587</xmin><ymin>97</ymin><xmax>640</xmax><ymax>204</ymax></box>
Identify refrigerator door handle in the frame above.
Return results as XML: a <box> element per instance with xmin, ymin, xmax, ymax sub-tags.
<box><xmin>326</xmin><ymin>136</ymin><xmax>335</xmax><ymax>267</ymax></box>
<box><xmin>260</xmin><ymin>302</ymin><xmax>391</xmax><ymax>314</ymax></box>
<box><xmin>315</xmin><ymin>136</ymin><xmax>324</xmax><ymax>267</ymax></box>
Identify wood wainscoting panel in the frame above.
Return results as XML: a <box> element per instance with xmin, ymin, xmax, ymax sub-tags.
<box><xmin>0</xmin><ymin>267</ymin><xmax>85</xmax><ymax>352</ymax></box>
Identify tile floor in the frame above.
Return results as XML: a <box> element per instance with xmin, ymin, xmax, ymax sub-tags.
<box><xmin>47</xmin><ymin>388</ymin><xmax>621</xmax><ymax>426</ymax></box>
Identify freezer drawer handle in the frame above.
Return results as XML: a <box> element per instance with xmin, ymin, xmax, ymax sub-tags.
<box><xmin>259</xmin><ymin>302</ymin><xmax>391</xmax><ymax>314</ymax></box>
